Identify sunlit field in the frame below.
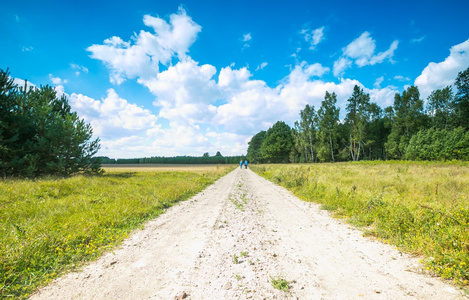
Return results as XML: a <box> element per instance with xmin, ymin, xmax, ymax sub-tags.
<box><xmin>0</xmin><ymin>165</ymin><xmax>234</xmax><ymax>298</ymax></box>
<box><xmin>251</xmin><ymin>161</ymin><xmax>469</xmax><ymax>288</ymax></box>
<box><xmin>102</xmin><ymin>164</ymin><xmax>229</xmax><ymax>173</ymax></box>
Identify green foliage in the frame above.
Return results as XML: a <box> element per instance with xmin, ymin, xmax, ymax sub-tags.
<box><xmin>426</xmin><ymin>86</ymin><xmax>455</xmax><ymax>130</ymax></box>
<box><xmin>344</xmin><ymin>85</ymin><xmax>371</xmax><ymax>161</ymax></box>
<box><xmin>0</xmin><ymin>167</ymin><xmax>231</xmax><ymax>298</ymax></box>
<box><xmin>256</xmin><ymin>68</ymin><xmax>469</xmax><ymax>163</ymax></box>
<box><xmin>247</xmin><ymin>130</ymin><xmax>266</xmax><ymax>163</ymax></box>
<box><xmin>293</xmin><ymin>104</ymin><xmax>318</xmax><ymax>163</ymax></box>
<box><xmin>454</xmin><ymin>67</ymin><xmax>469</xmax><ymax>129</ymax></box>
<box><xmin>385</xmin><ymin>86</ymin><xmax>426</xmax><ymax>159</ymax></box>
<box><xmin>270</xmin><ymin>276</ymin><xmax>289</xmax><ymax>291</ymax></box>
<box><xmin>260</xmin><ymin>121</ymin><xmax>293</xmax><ymax>163</ymax></box>
<box><xmin>317</xmin><ymin>92</ymin><xmax>340</xmax><ymax>162</ymax></box>
<box><xmin>0</xmin><ymin>68</ymin><xmax>100</xmax><ymax>177</ymax></box>
<box><xmin>405</xmin><ymin>127</ymin><xmax>469</xmax><ymax>161</ymax></box>
<box><xmin>252</xmin><ymin>162</ymin><xmax>469</xmax><ymax>287</ymax></box>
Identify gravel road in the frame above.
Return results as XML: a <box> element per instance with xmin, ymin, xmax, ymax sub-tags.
<box><xmin>31</xmin><ymin>168</ymin><xmax>466</xmax><ymax>299</ymax></box>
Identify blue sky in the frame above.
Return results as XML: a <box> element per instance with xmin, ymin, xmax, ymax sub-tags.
<box><xmin>2</xmin><ymin>0</ymin><xmax>469</xmax><ymax>158</ymax></box>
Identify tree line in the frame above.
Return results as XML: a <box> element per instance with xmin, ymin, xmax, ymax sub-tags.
<box><xmin>0</xmin><ymin>68</ymin><xmax>101</xmax><ymax>177</ymax></box>
<box><xmin>99</xmin><ymin>152</ymin><xmax>245</xmax><ymax>165</ymax></box>
<box><xmin>247</xmin><ymin>67</ymin><xmax>469</xmax><ymax>163</ymax></box>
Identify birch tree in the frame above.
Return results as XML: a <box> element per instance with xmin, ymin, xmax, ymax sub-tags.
<box><xmin>317</xmin><ymin>92</ymin><xmax>340</xmax><ymax>162</ymax></box>
<box><xmin>345</xmin><ymin>85</ymin><xmax>371</xmax><ymax>161</ymax></box>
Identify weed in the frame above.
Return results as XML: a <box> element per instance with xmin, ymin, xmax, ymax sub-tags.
<box><xmin>240</xmin><ymin>251</ymin><xmax>249</xmax><ymax>257</ymax></box>
<box><xmin>233</xmin><ymin>254</ymin><xmax>239</xmax><ymax>264</ymax></box>
<box><xmin>270</xmin><ymin>276</ymin><xmax>289</xmax><ymax>291</ymax></box>
<box><xmin>235</xmin><ymin>274</ymin><xmax>242</xmax><ymax>280</ymax></box>
<box><xmin>230</xmin><ymin>195</ymin><xmax>244</xmax><ymax>211</ymax></box>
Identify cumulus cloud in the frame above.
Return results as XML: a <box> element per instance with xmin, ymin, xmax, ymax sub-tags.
<box><xmin>80</xmin><ymin>9</ymin><xmax>400</xmax><ymax>158</ymax></box>
<box><xmin>415</xmin><ymin>38</ymin><xmax>469</xmax><ymax>99</ymax></box>
<box><xmin>12</xmin><ymin>78</ymin><xmax>35</xmax><ymax>90</ymax></box>
<box><xmin>69</xmin><ymin>89</ymin><xmax>158</xmax><ymax>139</ymax></box>
<box><xmin>333</xmin><ymin>32</ymin><xmax>399</xmax><ymax>76</ymax></box>
<box><xmin>300</xmin><ymin>26</ymin><xmax>325</xmax><ymax>50</ymax></box>
<box><xmin>365</xmin><ymin>86</ymin><xmax>398</xmax><ymax>109</ymax></box>
<box><xmin>87</xmin><ymin>7</ymin><xmax>201</xmax><ymax>84</ymax></box>
<box><xmin>138</xmin><ymin>58</ymin><xmax>219</xmax><ymax>125</ymax></box>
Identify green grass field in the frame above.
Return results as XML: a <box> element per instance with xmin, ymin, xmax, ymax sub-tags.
<box><xmin>251</xmin><ymin>161</ymin><xmax>469</xmax><ymax>288</ymax></box>
<box><xmin>0</xmin><ymin>165</ymin><xmax>233</xmax><ymax>298</ymax></box>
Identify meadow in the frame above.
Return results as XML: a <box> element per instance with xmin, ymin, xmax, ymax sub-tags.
<box><xmin>0</xmin><ymin>165</ymin><xmax>233</xmax><ymax>298</ymax></box>
<box><xmin>250</xmin><ymin>161</ymin><xmax>469</xmax><ymax>288</ymax></box>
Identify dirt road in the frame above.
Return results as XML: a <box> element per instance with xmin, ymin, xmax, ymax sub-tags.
<box><xmin>31</xmin><ymin>168</ymin><xmax>466</xmax><ymax>299</ymax></box>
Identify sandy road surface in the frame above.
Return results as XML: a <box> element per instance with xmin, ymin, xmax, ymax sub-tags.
<box><xmin>31</xmin><ymin>168</ymin><xmax>466</xmax><ymax>299</ymax></box>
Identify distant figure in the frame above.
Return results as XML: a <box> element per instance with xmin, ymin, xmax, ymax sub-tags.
<box><xmin>240</xmin><ymin>160</ymin><xmax>243</xmax><ymax>169</ymax></box>
<box><xmin>244</xmin><ymin>160</ymin><xmax>248</xmax><ymax>169</ymax></box>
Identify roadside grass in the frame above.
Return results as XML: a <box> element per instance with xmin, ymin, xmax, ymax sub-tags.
<box><xmin>251</xmin><ymin>161</ymin><xmax>469</xmax><ymax>288</ymax></box>
<box><xmin>0</xmin><ymin>166</ymin><xmax>233</xmax><ymax>298</ymax></box>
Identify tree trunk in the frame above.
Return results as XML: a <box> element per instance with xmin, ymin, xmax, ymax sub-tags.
<box><xmin>329</xmin><ymin>133</ymin><xmax>335</xmax><ymax>162</ymax></box>
<box><xmin>308</xmin><ymin>133</ymin><xmax>315</xmax><ymax>163</ymax></box>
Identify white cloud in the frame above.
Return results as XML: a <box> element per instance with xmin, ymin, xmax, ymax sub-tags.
<box><xmin>256</xmin><ymin>62</ymin><xmax>268</xmax><ymax>71</ymax></box>
<box><xmin>242</xmin><ymin>33</ymin><xmax>252</xmax><ymax>42</ymax></box>
<box><xmin>49</xmin><ymin>74</ymin><xmax>68</xmax><ymax>85</ymax></box>
<box><xmin>139</xmin><ymin>58</ymin><xmax>219</xmax><ymax>125</ymax></box>
<box><xmin>394</xmin><ymin>75</ymin><xmax>410</xmax><ymax>81</ymax></box>
<box><xmin>415</xmin><ymin>38</ymin><xmax>469</xmax><ymax>99</ymax></box>
<box><xmin>366</xmin><ymin>86</ymin><xmax>398</xmax><ymax>109</ymax></box>
<box><xmin>242</xmin><ymin>33</ymin><xmax>252</xmax><ymax>48</ymax></box>
<box><xmin>333</xmin><ymin>31</ymin><xmax>399</xmax><ymax>76</ymax></box>
<box><xmin>79</xmin><ymin>9</ymin><xmax>400</xmax><ymax>158</ymax></box>
<box><xmin>21</xmin><ymin>46</ymin><xmax>33</xmax><ymax>52</ymax></box>
<box><xmin>70</xmin><ymin>63</ymin><xmax>89</xmax><ymax>75</ymax></box>
<box><xmin>411</xmin><ymin>36</ymin><xmax>426</xmax><ymax>43</ymax></box>
<box><xmin>69</xmin><ymin>89</ymin><xmax>158</xmax><ymax>139</ymax></box>
<box><xmin>87</xmin><ymin>7</ymin><xmax>201</xmax><ymax>84</ymax></box>
<box><xmin>301</xmin><ymin>26</ymin><xmax>325</xmax><ymax>50</ymax></box>
<box><xmin>343</xmin><ymin>32</ymin><xmax>376</xmax><ymax>59</ymax></box>
<box><xmin>333</xmin><ymin>57</ymin><xmax>352</xmax><ymax>77</ymax></box>
<box><xmin>374</xmin><ymin>76</ymin><xmax>384</xmax><ymax>89</ymax></box>
<box><xmin>12</xmin><ymin>78</ymin><xmax>35</xmax><ymax>90</ymax></box>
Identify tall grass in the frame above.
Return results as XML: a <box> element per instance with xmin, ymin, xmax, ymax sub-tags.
<box><xmin>251</xmin><ymin>162</ymin><xmax>469</xmax><ymax>287</ymax></box>
<box><xmin>0</xmin><ymin>166</ymin><xmax>232</xmax><ymax>298</ymax></box>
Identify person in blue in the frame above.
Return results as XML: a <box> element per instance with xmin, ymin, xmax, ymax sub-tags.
<box><xmin>244</xmin><ymin>160</ymin><xmax>248</xmax><ymax>169</ymax></box>
<box><xmin>240</xmin><ymin>160</ymin><xmax>243</xmax><ymax>169</ymax></box>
